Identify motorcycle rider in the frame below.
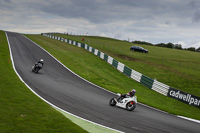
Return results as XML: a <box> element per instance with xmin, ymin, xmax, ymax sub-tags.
<box><xmin>34</xmin><ymin>59</ymin><xmax>44</xmax><ymax>68</ymax></box>
<box><xmin>117</xmin><ymin>89</ymin><xmax>136</xmax><ymax>102</ymax></box>
<box><xmin>38</xmin><ymin>59</ymin><xmax>44</xmax><ymax>66</ymax></box>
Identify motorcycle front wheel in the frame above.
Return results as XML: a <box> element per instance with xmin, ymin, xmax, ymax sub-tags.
<box><xmin>126</xmin><ymin>102</ymin><xmax>136</xmax><ymax>111</ymax></box>
<box><xmin>109</xmin><ymin>98</ymin><xmax>116</xmax><ymax>106</ymax></box>
<box><xmin>35</xmin><ymin>67</ymin><xmax>39</xmax><ymax>73</ymax></box>
<box><xmin>32</xmin><ymin>66</ymin><xmax>35</xmax><ymax>72</ymax></box>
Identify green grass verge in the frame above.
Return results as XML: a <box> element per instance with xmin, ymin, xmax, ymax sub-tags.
<box><xmin>54</xmin><ymin>108</ymin><xmax>119</xmax><ymax>133</ymax></box>
<box><xmin>0</xmin><ymin>30</ymin><xmax>88</xmax><ymax>133</ymax></box>
<box><xmin>25</xmin><ymin>34</ymin><xmax>200</xmax><ymax>121</ymax></box>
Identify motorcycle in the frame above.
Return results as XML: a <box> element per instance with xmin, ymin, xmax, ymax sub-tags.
<box><xmin>109</xmin><ymin>93</ymin><xmax>137</xmax><ymax>111</ymax></box>
<box><xmin>32</xmin><ymin>62</ymin><xmax>43</xmax><ymax>73</ymax></box>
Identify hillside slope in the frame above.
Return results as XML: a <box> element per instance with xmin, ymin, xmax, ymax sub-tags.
<box><xmin>54</xmin><ymin>34</ymin><xmax>200</xmax><ymax>97</ymax></box>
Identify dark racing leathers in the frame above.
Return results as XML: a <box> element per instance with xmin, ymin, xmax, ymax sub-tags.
<box><xmin>117</xmin><ymin>91</ymin><xmax>135</xmax><ymax>102</ymax></box>
<box><xmin>35</xmin><ymin>61</ymin><xmax>43</xmax><ymax>68</ymax></box>
<box><xmin>33</xmin><ymin>61</ymin><xmax>43</xmax><ymax>72</ymax></box>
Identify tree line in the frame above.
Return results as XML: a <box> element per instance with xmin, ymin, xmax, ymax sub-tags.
<box><xmin>132</xmin><ymin>41</ymin><xmax>200</xmax><ymax>52</ymax></box>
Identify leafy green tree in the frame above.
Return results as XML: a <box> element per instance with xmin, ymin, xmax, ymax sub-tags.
<box><xmin>187</xmin><ymin>47</ymin><xmax>196</xmax><ymax>51</ymax></box>
<box><xmin>174</xmin><ymin>44</ymin><xmax>182</xmax><ymax>49</ymax></box>
<box><xmin>132</xmin><ymin>41</ymin><xmax>153</xmax><ymax>45</ymax></box>
<box><xmin>166</xmin><ymin>43</ymin><xmax>174</xmax><ymax>48</ymax></box>
<box><xmin>156</xmin><ymin>43</ymin><xmax>166</xmax><ymax>47</ymax></box>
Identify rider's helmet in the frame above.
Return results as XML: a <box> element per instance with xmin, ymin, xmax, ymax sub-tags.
<box><xmin>40</xmin><ymin>59</ymin><xmax>44</xmax><ymax>63</ymax></box>
<box><xmin>131</xmin><ymin>89</ymin><xmax>136</xmax><ymax>94</ymax></box>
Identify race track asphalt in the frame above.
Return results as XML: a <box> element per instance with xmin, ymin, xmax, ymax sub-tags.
<box><xmin>6</xmin><ymin>32</ymin><xmax>200</xmax><ymax>133</ymax></box>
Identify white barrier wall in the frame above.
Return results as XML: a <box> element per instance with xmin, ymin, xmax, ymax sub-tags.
<box><xmin>152</xmin><ymin>80</ymin><xmax>169</xmax><ymax>96</ymax></box>
<box><xmin>117</xmin><ymin>62</ymin><xmax>125</xmax><ymax>73</ymax></box>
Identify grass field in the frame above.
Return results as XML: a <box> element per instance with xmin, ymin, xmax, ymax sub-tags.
<box><xmin>0</xmin><ymin>30</ymin><xmax>88</xmax><ymax>133</ymax></box>
<box><xmin>25</xmin><ymin>34</ymin><xmax>200</xmax><ymax>121</ymax></box>
<box><xmin>53</xmin><ymin>34</ymin><xmax>200</xmax><ymax>97</ymax></box>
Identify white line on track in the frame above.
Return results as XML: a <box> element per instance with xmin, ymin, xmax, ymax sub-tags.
<box><xmin>177</xmin><ymin>116</ymin><xmax>200</xmax><ymax>124</ymax></box>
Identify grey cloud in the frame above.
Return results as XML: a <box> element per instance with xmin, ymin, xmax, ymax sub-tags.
<box><xmin>193</xmin><ymin>10</ymin><xmax>200</xmax><ymax>22</ymax></box>
<box><xmin>1</xmin><ymin>0</ymin><xmax>200</xmax><ymax>48</ymax></box>
<box><xmin>1</xmin><ymin>0</ymin><xmax>192</xmax><ymax>24</ymax></box>
<box><xmin>32</xmin><ymin>0</ymin><xmax>173</xmax><ymax>23</ymax></box>
<box><xmin>165</xmin><ymin>21</ymin><xmax>171</xmax><ymax>25</ymax></box>
<box><xmin>3</xmin><ymin>0</ymin><xmax>11</xmax><ymax>3</ymax></box>
<box><xmin>36</xmin><ymin>0</ymin><xmax>195</xmax><ymax>25</ymax></box>
<box><xmin>187</xmin><ymin>0</ymin><xmax>200</xmax><ymax>22</ymax></box>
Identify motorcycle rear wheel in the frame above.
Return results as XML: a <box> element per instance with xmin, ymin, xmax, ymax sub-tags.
<box><xmin>109</xmin><ymin>98</ymin><xmax>116</xmax><ymax>106</ymax></box>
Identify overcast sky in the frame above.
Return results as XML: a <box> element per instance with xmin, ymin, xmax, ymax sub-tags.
<box><xmin>1</xmin><ymin>0</ymin><xmax>200</xmax><ymax>48</ymax></box>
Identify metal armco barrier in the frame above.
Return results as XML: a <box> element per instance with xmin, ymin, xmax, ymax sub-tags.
<box><xmin>152</xmin><ymin>80</ymin><xmax>169</xmax><ymax>96</ymax></box>
<box><xmin>140</xmin><ymin>75</ymin><xmax>154</xmax><ymax>89</ymax></box>
<box><xmin>123</xmin><ymin>66</ymin><xmax>132</xmax><ymax>77</ymax></box>
<box><xmin>42</xmin><ymin>33</ymin><xmax>200</xmax><ymax>108</ymax></box>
